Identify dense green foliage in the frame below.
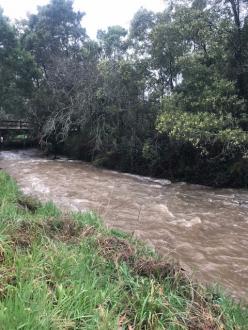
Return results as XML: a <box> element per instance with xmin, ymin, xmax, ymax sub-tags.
<box><xmin>0</xmin><ymin>9</ymin><xmax>38</xmax><ymax>118</ymax></box>
<box><xmin>1</xmin><ymin>0</ymin><xmax>248</xmax><ymax>186</ymax></box>
<box><xmin>0</xmin><ymin>171</ymin><xmax>248</xmax><ymax>329</ymax></box>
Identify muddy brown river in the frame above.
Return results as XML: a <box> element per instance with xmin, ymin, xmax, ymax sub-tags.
<box><xmin>0</xmin><ymin>149</ymin><xmax>248</xmax><ymax>300</ymax></box>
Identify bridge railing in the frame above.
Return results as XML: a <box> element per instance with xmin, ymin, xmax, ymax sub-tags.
<box><xmin>0</xmin><ymin>120</ymin><xmax>31</xmax><ymax>130</ymax></box>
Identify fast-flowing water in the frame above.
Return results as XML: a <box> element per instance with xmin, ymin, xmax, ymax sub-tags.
<box><xmin>0</xmin><ymin>149</ymin><xmax>248</xmax><ymax>300</ymax></box>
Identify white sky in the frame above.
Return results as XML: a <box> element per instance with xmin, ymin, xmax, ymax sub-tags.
<box><xmin>0</xmin><ymin>0</ymin><xmax>165</xmax><ymax>38</ymax></box>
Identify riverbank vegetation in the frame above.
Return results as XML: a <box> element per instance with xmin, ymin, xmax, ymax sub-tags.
<box><xmin>0</xmin><ymin>171</ymin><xmax>247</xmax><ymax>329</ymax></box>
<box><xmin>0</xmin><ymin>0</ymin><xmax>248</xmax><ymax>187</ymax></box>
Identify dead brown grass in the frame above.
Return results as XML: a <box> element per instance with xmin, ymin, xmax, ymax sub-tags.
<box><xmin>17</xmin><ymin>195</ymin><xmax>41</xmax><ymax>213</ymax></box>
<box><xmin>0</xmin><ymin>244</ymin><xmax>4</xmax><ymax>263</ymax></box>
<box><xmin>187</xmin><ymin>303</ymin><xmax>223</xmax><ymax>330</ymax></box>
<box><xmin>11</xmin><ymin>221</ymin><xmax>35</xmax><ymax>249</ymax></box>
<box><xmin>9</xmin><ymin>217</ymin><xmax>96</xmax><ymax>249</ymax></box>
<box><xmin>133</xmin><ymin>258</ymin><xmax>183</xmax><ymax>280</ymax></box>
<box><xmin>97</xmin><ymin>235</ymin><xmax>187</xmax><ymax>285</ymax></box>
<box><xmin>97</xmin><ymin>236</ymin><xmax>135</xmax><ymax>263</ymax></box>
<box><xmin>41</xmin><ymin>216</ymin><xmax>96</xmax><ymax>243</ymax></box>
<box><xmin>0</xmin><ymin>267</ymin><xmax>16</xmax><ymax>298</ymax></box>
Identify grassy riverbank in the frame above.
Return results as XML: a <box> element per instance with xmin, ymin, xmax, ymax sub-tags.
<box><xmin>0</xmin><ymin>171</ymin><xmax>247</xmax><ymax>329</ymax></box>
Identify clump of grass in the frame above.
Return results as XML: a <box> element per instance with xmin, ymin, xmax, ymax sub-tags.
<box><xmin>17</xmin><ymin>195</ymin><xmax>41</xmax><ymax>213</ymax></box>
<box><xmin>0</xmin><ymin>171</ymin><xmax>247</xmax><ymax>329</ymax></box>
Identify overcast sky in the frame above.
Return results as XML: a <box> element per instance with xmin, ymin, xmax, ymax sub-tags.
<box><xmin>0</xmin><ymin>0</ymin><xmax>165</xmax><ymax>38</ymax></box>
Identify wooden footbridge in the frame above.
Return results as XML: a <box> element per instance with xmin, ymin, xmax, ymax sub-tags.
<box><xmin>0</xmin><ymin>120</ymin><xmax>35</xmax><ymax>146</ymax></box>
<box><xmin>0</xmin><ymin>120</ymin><xmax>32</xmax><ymax>131</ymax></box>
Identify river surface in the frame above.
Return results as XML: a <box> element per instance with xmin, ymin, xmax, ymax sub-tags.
<box><xmin>0</xmin><ymin>149</ymin><xmax>248</xmax><ymax>300</ymax></box>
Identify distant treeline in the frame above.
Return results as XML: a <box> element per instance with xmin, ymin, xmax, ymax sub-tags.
<box><xmin>1</xmin><ymin>0</ymin><xmax>248</xmax><ymax>187</ymax></box>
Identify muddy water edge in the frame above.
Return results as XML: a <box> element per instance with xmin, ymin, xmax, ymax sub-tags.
<box><xmin>0</xmin><ymin>149</ymin><xmax>248</xmax><ymax>300</ymax></box>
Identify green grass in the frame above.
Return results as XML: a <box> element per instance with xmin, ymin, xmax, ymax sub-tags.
<box><xmin>0</xmin><ymin>171</ymin><xmax>247</xmax><ymax>329</ymax></box>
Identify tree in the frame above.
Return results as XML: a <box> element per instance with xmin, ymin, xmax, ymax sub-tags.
<box><xmin>22</xmin><ymin>0</ymin><xmax>86</xmax><ymax>70</ymax></box>
<box><xmin>150</xmin><ymin>10</ymin><xmax>186</xmax><ymax>95</ymax></box>
<box><xmin>0</xmin><ymin>8</ymin><xmax>38</xmax><ymax>118</ymax></box>
<box><xmin>21</xmin><ymin>0</ymin><xmax>94</xmax><ymax>143</ymax></box>
<box><xmin>97</xmin><ymin>26</ymin><xmax>128</xmax><ymax>60</ymax></box>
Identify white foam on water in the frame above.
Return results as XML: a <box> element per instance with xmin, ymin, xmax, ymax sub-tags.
<box><xmin>157</xmin><ymin>204</ymin><xmax>175</xmax><ymax>218</ymax></box>
<box><xmin>171</xmin><ymin>216</ymin><xmax>202</xmax><ymax>227</ymax></box>
<box><xmin>30</xmin><ymin>177</ymin><xmax>50</xmax><ymax>194</ymax></box>
<box><xmin>121</xmin><ymin>172</ymin><xmax>171</xmax><ymax>186</ymax></box>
